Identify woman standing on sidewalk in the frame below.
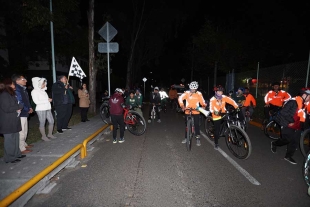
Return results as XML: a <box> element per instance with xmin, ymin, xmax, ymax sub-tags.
<box><xmin>0</xmin><ymin>78</ymin><xmax>24</xmax><ymax>163</ymax></box>
<box><xmin>78</xmin><ymin>83</ymin><xmax>90</xmax><ymax>122</ymax></box>
<box><xmin>31</xmin><ymin>77</ymin><xmax>57</xmax><ymax>141</ymax></box>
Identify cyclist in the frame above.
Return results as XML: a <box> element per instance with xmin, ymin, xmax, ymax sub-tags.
<box><xmin>148</xmin><ymin>86</ymin><xmax>161</xmax><ymax>123</ymax></box>
<box><xmin>210</xmin><ymin>85</ymin><xmax>239</xmax><ymax>150</ymax></box>
<box><xmin>243</xmin><ymin>87</ymin><xmax>256</xmax><ymax>119</ymax></box>
<box><xmin>169</xmin><ymin>85</ymin><xmax>178</xmax><ymax>109</ymax></box>
<box><xmin>159</xmin><ymin>88</ymin><xmax>169</xmax><ymax>112</ymax></box>
<box><xmin>179</xmin><ymin>81</ymin><xmax>207</xmax><ymax>146</ymax></box>
<box><xmin>109</xmin><ymin>88</ymin><xmax>125</xmax><ymax>144</ymax></box>
<box><xmin>126</xmin><ymin>90</ymin><xmax>143</xmax><ymax>117</ymax></box>
<box><xmin>231</xmin><ymin>87</ymin><xmax>246</xmax><ymax>123</ymax></box>
<box><xmin>263</xmin><ymin>82</ymin><xmax>291</xmax><ymax>122</ymax></box>
<box><xmin>271</xmin><ymin>89</ymin><xmax>310</xmax><ymax>164</ymax></box>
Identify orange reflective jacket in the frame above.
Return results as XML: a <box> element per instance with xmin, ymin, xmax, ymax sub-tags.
<box><xmin>243</xmin><ymin>93</ymin><xmax>256</xmax><ymax>107</ymax></box>
<box><xmin>292</xmin><ymin>96</ymin><xmax>305</xmax><ymax>122</ymax></box>
<box><xmin>209</xmin><ymin>95</ymin><xmax>238</xmax><ymax>120</ymax></box>
<box><xmin>169</xmin><ymin>89</ymin><xmax>178</xmax><ymax>99</ymax></box>
<box><xmin>264</xmin><ymin>90</ymin><xmax>291</xmax><ymax>107</ymax></box>
<box><xmin>305</xmin><ymin>101</ymin><xmax>310</xmax><ymax>114</ymax></box>
<box><xmin>178</xmin><ymin>91</ymin><xmax>206</xmax><ymax>114</ymax></box>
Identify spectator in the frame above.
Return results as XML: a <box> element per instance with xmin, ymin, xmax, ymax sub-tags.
<box><xmin>126</xmin><ymin>90</ymin><xmax>143</xmax><ymax>116</ymax></box>
<box><xmin>78</xmin><ymin>83</ymin><xmax>90</xmax><ymax>122</ymax></box>
<box><xmin>169</xmin><ymin>85</ymin><xmax>178</xmax><ymax>109</ymax></box>
<box><xmin>135</xmin><ymin>89</ymin><xmax>143</xmax><ymax>109</ymax></box>
<box><xmin>31</xmin><ymin>77</ymin><xmax>56</xmax><ymax>141</ymax></box>
<box><xmin>0</xmin><ymin>78</ymin><xmax>25</xmax><ymax>163</ymax></box>
<box><xmin>148</xmin><ymin>86</ymin><xmax>161</xmax><ymax>123</ymax></box>
<box><xmin>12</xmin><ymin>74</ymin><xmax>34</xmax><ymax>154</ymax></box>
<box><xmin>52</xmin><ymin>75</ymin><xmax>74</xmax><ymax>133</ymax></box>
<box><xmin>109</xmin><ymin>88</ymin><xmax>125</xmax><ymax>144</ymax></box>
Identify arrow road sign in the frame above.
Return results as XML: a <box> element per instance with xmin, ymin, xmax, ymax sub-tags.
<box><xmin>98</xmin><ymin>43</ymin><xmax>119</xmax><ymax>53</ymax></box>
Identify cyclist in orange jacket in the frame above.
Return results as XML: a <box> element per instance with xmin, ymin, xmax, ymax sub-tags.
<box><xmin>179</xmin><ymin>81</ymin><xmax>207</xmax><ymax>146</ymax></box>
<box><xmin>243</xmin><ymin>87</ymin><xmax>256</xmax><ymax>119</ymax></box>
<box><xmin>209</xmin><ymin>85</ymin><xmax>239</xmax><ymax>149</ymax></box>
<box><xmin>264</xmin><ymin>82</ymin><xmax>291</xmax><ymax>121</ymax></box>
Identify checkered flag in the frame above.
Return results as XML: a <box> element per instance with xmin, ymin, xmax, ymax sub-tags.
<box><xmin>68</xmin><ymin>57</ymin><xmax>86</xmax><ymax>79</ymax></box>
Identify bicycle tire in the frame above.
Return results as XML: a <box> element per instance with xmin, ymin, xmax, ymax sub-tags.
<box><xmin>99</xmin><ymin>103</ymin><xmax>111</xmax><ymax>124</ymax></box>
<box><xmin>300</xmin><ymin>129</ymin><xmax>310</xmax><ymax>157</ymax></box>
<box><xmin>264</xmin><ymin>120</ymin><xmax>281</xmax><ymax>140</ymax></box>
<box><xmin>225</xmin><ymin>124</ymin><xmax>252</xmax><ymax>159</ymax></box>
<box><xmin>186</xmin><ymin>119</ymin><xmax>193</xmax><ymax>151</ymax></box>
<box><xmin>303</xmin><ymin>151</ymin><xmax>310</xmax><ymax>191</ymax></box>
<box><xmin>125</xmin><ymin>111</ymin><xmax>147</xmax><ymax>136</ymax></box>
<box><xmin>204</xmin><ymin>116</ymin><xmax>215</xmax><ymax>142</ymax></box>
<box><xmin>151</xmin><ymin>108</ymin><xmax>156</xmax><ymax>120</ymax></box>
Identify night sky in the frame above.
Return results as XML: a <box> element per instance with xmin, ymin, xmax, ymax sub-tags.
<box><xmin>80</xmin><ymin>0</ymin><xmax>310</xmax><ymax>86</ymax></box>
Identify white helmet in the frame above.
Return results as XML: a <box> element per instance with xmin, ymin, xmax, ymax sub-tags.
<box><xmin>115</xmin><ymin>88</ymin><xmax>124</xmax><ymax>93</ymax></box>
<box><xmin>189</xmin><ymin>81</ymin><xmax>199</xmax><ymax>90</ymax></box>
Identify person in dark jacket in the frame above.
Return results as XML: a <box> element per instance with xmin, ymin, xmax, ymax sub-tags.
<box><xmin>52</xmin><ymin>75</ymin><xmax>74</xmax><ymax>133</ymax></box>
<box><xmin>12</xmin><ymin>74</ymin><xmax>34</xmax><ymax>154</ymax></box>
<box><xmin>272</xmin><ymin>89</ymin><xmax>310</xmax><ymax>164</ymax></box>
<box><xmin>109</xmin><ymin>88</ymin><xmax>125</xmax><ymax>144</ymax></box>
<box><xmin>148</xmin><ymin>87</ymin><xmax>161</xmax><ymax>123</ymax></box>
<box><xmin>0</xmin><ymin>78</ymin><xmax>25</xmax><ymax>163</ymax></box>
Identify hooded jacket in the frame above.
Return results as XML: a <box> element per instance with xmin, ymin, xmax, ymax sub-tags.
<box><xmin>31</xmin><ymin>77</ymin><xmax>51</xmax><ymax>111</ymax></box>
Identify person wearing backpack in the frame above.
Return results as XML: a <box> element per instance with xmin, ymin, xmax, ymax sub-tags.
<box><xmin>271</xmin><ymin>89</ymin><xmax>310</xmax><ymax>164</ymax></box>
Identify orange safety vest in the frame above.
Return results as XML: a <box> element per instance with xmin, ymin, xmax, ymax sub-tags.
<box><xmin>209</xmin><ymin>95</ymin><xmax>238</xmax><ymax>120</ymax></box>
<box><xmin>169</xmin><ymin>89</ymin><xmax>178</xmax><ymax>99</ymax></box>
<box><xmin>178</xmin><ymin>91</ymin><xmax>206</xmax><ymax>115</ymax></box>
<box><xmin>264</xmin><ymin>90</ymin><xmax>291</xmax><ymax>107</ymax></box>
<box><xmin>305</xmin><ymin>101</ymin><xmax>310</xmax><ymax>114</ymax></box>
<box><xmin>243</xmin><ymin>93</ymin><xmax>256</xmax><ymax>107</ymax></box>
<box><xmin>292</xmin><ymin>96</ymin><xmax>305</xmax><ymax>122</ymax></box>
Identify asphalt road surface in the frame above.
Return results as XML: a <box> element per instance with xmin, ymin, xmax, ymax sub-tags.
<box><xmin>25</xmin><ymin>108</ymin><xmax>310</xmax><ymax>207</ymax></box>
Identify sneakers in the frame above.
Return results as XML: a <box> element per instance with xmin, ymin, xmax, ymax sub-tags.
<box><xmin>196</xmin><ymin>138</ymin><xmax>201</xmax><ymax>146</ymax></box>
<box><xmin>148</xmin><ymin>119</ymin><xmax>151</xmax><ymax>123</ymax></box>
<box><xmin>214</xmin><ymin>144</ymin><xmax>219</xmax><ymax>150</ymax></box>
<box><xmin>113</xmin><ymin>139</ymin><xmax>117</xmax><ymax>144</ymax></box>
<box><xmin>157</xmin><ymin>119</ymin><xmax>161</xmax><ymax>123</ymax></box>
<box><xmin>284</xmin><ymin>157</ymin><xmax>297</xmax><ymax>165</ymax></box>
<box><xmin>119</xmin><ymin>138</ymin><xmax>125</xmax><ymax>143</ymax></box>
<box><xmin>182</xmin><ymin>139</ymin><xmax>187</xmax><ymax>144</ymax></box>
<box><xmin>57</xmin><ymin>130</ymin><xmax>63</xmax><ymax>134</ymax></box>
<box><xmin>271</xmin><ymin>142</ymin><xmax>277</xmax><ymax>153</ymax></box>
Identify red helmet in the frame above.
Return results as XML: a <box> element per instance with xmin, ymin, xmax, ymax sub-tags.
<box><xmin>214</xmin><ymin>85</ymin><xmax>225</xmax><ymax>92</ymax></box>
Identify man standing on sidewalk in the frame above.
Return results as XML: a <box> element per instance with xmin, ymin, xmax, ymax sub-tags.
<box><xmin>12</xmin><ymin>74</ymin><xmax>34</xmax><ymax>154</ymax></box>
<box><xmin>52</xmin><ymin>75</ymin><xmax>73</xmax><ymax>133</ymax></box>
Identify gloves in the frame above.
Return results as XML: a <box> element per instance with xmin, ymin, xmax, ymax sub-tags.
<box><xmin>236</xmin><ymin>107</ymin><xmax>240</xmax><ymax>112</ymax></box>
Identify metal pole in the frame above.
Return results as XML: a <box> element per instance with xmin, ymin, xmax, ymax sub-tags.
<box><xmin>50</xmin><ymin>0</ymin><xmax>56</xmax><ymax>83</ymax></box>
<box><xmin>107</xmin><ymin>23</ymin><xmax>111</xmax><ymax>96</ymax></box>
<box><xmin>306</xmin><ymin>50</ymin><xmax>310</xmax><ymax>87</ymax></box>
<box><xmin>144</xmin><ymin>82</ymin><xmax>145</xmax><ymax>97</ymax></box>
<box><xmin>208</xmin><ymin>76</ymin><xmax>209</xmax><ymax>96</ymax></box>
<box><xmin>256</xmin><ymin>62</ymin><xmax>259</xmax><ymax>98</ymax></box>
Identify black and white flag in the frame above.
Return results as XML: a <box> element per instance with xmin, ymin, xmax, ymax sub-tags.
<box><xmin>68</xmin><ymin>57</ymin><xmax>86</xmax><ymax>79</ymax></box>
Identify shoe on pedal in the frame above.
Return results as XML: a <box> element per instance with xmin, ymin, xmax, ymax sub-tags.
<box><xmin>196</xmin><ymin>138</ymin><xmax>201</xmax><ymax>146</ymax></box>
<box><xmin>182</xmin><ymin>139</ymin><xmax>187</xmax><ymax>144</ymax></box>
<box><xmin>284</xmin><ymin>157</ymin><xmax>297</xmax><ymax>164</ymax></box>
<box><xmin>271</xmin><ymin>142</ymin><xmax>277</xmax><ymax>153</ymax></box>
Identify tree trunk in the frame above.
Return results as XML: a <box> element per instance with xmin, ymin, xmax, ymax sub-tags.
<box><xmin>88</xmin><ymin>0</ymin><xmax>96</xmax><ymax>113</ymax></box>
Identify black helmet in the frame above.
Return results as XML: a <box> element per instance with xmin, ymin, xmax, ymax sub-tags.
<box><xmin>214</xmin><ymin>85</ymin><xmax>224</xmax><ymax>92</ymax></box>
<box><xmin>272</xmin><ymin>82</ymin><xmax>280</xmax><ymax>86</ymax></box>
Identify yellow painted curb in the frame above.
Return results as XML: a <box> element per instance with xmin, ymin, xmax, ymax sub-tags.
<box><xmin>249</xmin><ymin>120</ymin><xmax>262</xmax><ymax>128</ymax></box>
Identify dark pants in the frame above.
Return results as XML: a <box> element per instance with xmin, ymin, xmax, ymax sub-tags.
<box><xmin>3</xmin><ymin>133</ymin><xmax>21</xmax><ymax>163</ymax></box>
<box><xmin>80</xmin><ymin>107</ymin><xmax>89</xmax><ymax>121</ymax></box>
<box><xmin>55</xmin><ymin>104</ymin><xmax>72</xmax><ymax>130</ymax></box>
<box><xmin>111</xmin><ymin>114</ymin><xmax>125</xmax><ymax>139</ymax></box>
<box><xmin>213</xmin><ymin>119</ymin><xmax>223</xmax><ymax>145</ymax></box>
<box><xmin>273</xmin><ymin>127</ymin><xmax>300</xmax><ymax>158</ymax></box>
<box><xmin>149</xmin><ymin>105</ymin><xmax>160</xmax><ymax>119</ymax></box>
<box><xmin>184</xmin><ymin>114</ymin><xmax>200</xmax><ymax>138</ymax></box>
<box><xmin>264</xmin><ymin>104</ymin><xmax>281</xmax><ymax>120</ymax></box>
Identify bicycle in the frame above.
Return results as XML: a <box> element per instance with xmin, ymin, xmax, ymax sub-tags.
<box><xmin>184</xmin><ymin>108</ymin><xmax>198</xmax><ymax>151</ymax></box>
<box><xmin>263</xmin><ymin>108</ymin><xmax>281</xmax><ymax>140</ymax></box>
<box><xmin>149</xmin><ymin>105</ymin><xmax>157</xmax><ymax>122</ymax></box>
<box><xmin>99</xmin><ymin>96</ymin><xmax>111</xmax><ymax>124</ymax></box>
<box><xmin>300</xmin><ymin>128</ymin><xmax>310</xmax><ymax>157</ymax></box>
<box><xmin>303</xmin><ymin>150</ymin><xmax>310</xmax><ymax>196</ymax></box>
<box><xmin>204</xmin><ymin>110</ymin><xmax>252</xmax><ymax>159</ymax></box>
<box><xmin>161</xmin><ymin>97</ymin><xmax>168</xmax><ymax>113</ymax></box>
<box><xmin>123</xmin><ymin>105</ymin><xmax>146</xmax><ymax>136</ymax></box>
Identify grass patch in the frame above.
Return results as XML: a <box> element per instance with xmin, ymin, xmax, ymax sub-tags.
<box><xmin>0</xmin><ymin>110</ymin><xmax>98</xmax><ymax>158</ymax></box>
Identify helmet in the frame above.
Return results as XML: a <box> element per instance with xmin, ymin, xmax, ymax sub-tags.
<box><xmin>189</xmin><ymin>81</ymin><xmax>199</xmax><ymax>90</ymax></box>
<box><xmin>229</xmin><ymin>90</ymin><xmax>234</xmax><ymax>94</ymax></box>
<box><xmin>115</xmin><ymin>88</ymin><xmax>124</xmax><ymax>93</ymax></box>
<box><xmin>214</xmin><ymin>85</ymin><xmax>224</xmax><ymax>92</ymax></box>
<box><xmin>300</xmin><ymin>88</ymin><xmax>310</xmax><ymax>95</ymax></box>
<box><xmin>154</xmin><ymin>86</ymin><xmax>159</xmax><ymax>90</ymax></box>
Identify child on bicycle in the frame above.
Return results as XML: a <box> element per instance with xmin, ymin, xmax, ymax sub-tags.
<box><xmin>209</xmin><ymin>85</ymin><xmax>239</xmax><ymax>150</ymax></box>
<box><xmin>126</xmin><ymin>91</ymin><xmax>143</xmax><ymax>117</ymax></box>
<box><xmin>179</xmin><ymin>81</ymin><xmax>206</xmax><ymax>146</ymax></box>
<box><xmin>148</xmin><ymin>87</ymin><xmax>161</xmax><ymax>123</ymax></box>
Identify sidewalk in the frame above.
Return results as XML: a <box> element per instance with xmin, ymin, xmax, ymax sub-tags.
<box><xmin>0</xmin><ymin>115</ymin><xmax>110</xmax><ymax>207</ymax></box>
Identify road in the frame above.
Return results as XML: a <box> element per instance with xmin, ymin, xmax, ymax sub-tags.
<box><xmin>25</xmin><ymin>107</ymin><xmax>310</xmax><ymax>207</ymax></box>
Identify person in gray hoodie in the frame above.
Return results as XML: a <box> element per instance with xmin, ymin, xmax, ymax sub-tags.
<box><xmin>31</xmin><ymin>77</ymin><xmax>57</xmax><ymax>141</ymax></box>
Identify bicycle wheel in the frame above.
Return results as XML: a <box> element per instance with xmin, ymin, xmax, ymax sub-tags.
<box><xmin>300</xmin><ymin>129</ymin><xmax>310</xmax><ymax>157</ymax></box>
<box><xmin>125</xmin><ymin>111</ymin><xmax>147</xmax><ymax>136</ymax></box>
<box><xmin>204</xmin><ymin>116</ymin><xmax>214</xmax><ymax>141</ymax></box>
<box><xmin>151</xmin><ymin>108</ymin><xmax>156</xmax><ymax>120</ymax></box>
<box><xmin>264</xmin><ymin>120</ymin><xmax>281</xmax><ymax>140</ymax></box>
<box><xmin>303</xmin><ymin>151</ymin><xmax>310</xmax><ymax>194</ymax></box>
<box><xmin>99</xmin><ymin>103</ymin><xmax>111</xmax><ymax>124</ymax></box>
<box><xmin>186</xmin><ymin>119</ymin><xmax>193</xmax><ymax>151</ymax></box>
<box><xmin>225</xmin><ymin>125</ymin><xmax>252</xmax><ymax>159</ymax></box>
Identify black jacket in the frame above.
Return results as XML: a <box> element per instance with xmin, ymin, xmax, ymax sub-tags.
<box><xmin>0</xmin><ymin>92</ymin><xmax>22</xmax><ymax>134</ymax></box>
<box><xmin>149</xmin><ymin>92</ymin><xmax>161</xmax><ymax>105</ymax></box>
<box><xmin>52</xmin><ymin>81</ymin><xmax>74</xmax><ymax>106</ymax></box>
<box><xmin>15</xmin><ymin>84</ymin><xmax>31</xmax><ymax>117</ymax></box>
<box><xmin>274</xmin><ymin>99</ymin><xmax>297</xmax><ymax>127</ymax></box>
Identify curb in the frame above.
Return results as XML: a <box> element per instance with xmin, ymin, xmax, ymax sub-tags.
<box><xmin>249</xmin><ymin>120</ymin><xmax>262</xmax><ymax>128</ymax></box>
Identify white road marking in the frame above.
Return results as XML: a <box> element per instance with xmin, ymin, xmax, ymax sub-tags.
<box><xmin>200</xmin><ymin>131</ymin><xmax>261</xmax><ymax>186</ymax></box>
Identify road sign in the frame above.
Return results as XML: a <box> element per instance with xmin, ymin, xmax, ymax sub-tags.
<box><xmin>98</xmin><ymin>22</ymin><xmax>117</xmax><ymax>42</ymax></box>
<box><xmin>143</xmin><ymin>77</ymin><xmax>147</xmax><ymax>82</ymax></box>
<box><xmin>98</xmin><ymin>43</ymin><xmax>119</xmax><ymax>53</ymax></box>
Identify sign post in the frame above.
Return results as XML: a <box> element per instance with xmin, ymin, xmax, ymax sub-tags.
<box><xmin>142</xmin><ymin>77</ymin><xmax>147</xmax><ymax>96</ymax></box>
<box><xmin>98</xmin><ymin>22</ymin><xmax>118</xmax><ymax>96</ymax></box>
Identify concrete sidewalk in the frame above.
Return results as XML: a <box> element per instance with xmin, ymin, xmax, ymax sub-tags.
<box><xmin>0</xmin><ymin>115</ymin><xmax>110</xmax><ymax>207</ymax></box>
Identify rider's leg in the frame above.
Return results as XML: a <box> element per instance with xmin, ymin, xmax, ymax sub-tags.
<box><xmin>213</xmin><ymin>119</ymin><xmax>221</xmax><ymax>146</ymax></box>
<box><xmin>156</xmin><ymin>106</ymin><xmax>160</xmax><ymax>120</ymax></box>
